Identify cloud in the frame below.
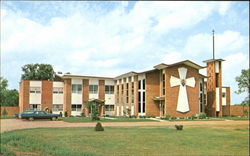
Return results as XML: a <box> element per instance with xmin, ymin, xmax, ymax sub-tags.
<box><xmin>162</xmin><ymin>52</ymin><xmax>183</xmax><ymax>64</ymax></box>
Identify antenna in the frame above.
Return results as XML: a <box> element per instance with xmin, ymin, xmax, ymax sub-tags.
<box><xmin>212</xmin><ymin>30</ymin><xmax>215</xmax><ymax>60</ymax></box>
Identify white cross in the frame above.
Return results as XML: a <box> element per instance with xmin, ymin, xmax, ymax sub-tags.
<box><xmin>170</xmin><ymin>67</ymin><xmax>196</xmax><ymax>113</ymax></box>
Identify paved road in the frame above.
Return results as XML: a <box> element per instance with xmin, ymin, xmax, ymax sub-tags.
<box><xmin>1</xmin><ymin>119</ymin><xmax>249</xmax><ymax>133</ymax></box>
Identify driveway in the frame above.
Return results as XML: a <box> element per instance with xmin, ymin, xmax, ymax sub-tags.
<box><xmin>1</xmin><ymin>119</ymin><xmax>248</xmax><ymax>133</ymax></box>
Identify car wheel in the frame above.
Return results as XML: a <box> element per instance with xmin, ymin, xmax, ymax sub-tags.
<box><xmin>51</xmin><ymin>117</ymin><xmax>57</xmax><ymax>121</ymax></box>
<box><xmin>28</xmin><ymin>117</ymin><xmax>34</xmax><ymax>121</ymax></box>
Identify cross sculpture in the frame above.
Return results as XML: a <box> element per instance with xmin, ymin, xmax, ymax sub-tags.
<box><xmin>170</xmin><ymin>67</ymin><xmax>196</xmax><ymax>113</ymax></box>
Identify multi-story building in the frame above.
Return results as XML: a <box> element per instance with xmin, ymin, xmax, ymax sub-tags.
<box><xmin>19</xmin><ymin>59</ymin><xmax>231</xmax><ymax>117</ymax></box>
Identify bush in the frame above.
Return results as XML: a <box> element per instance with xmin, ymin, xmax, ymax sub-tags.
<box><xmin>92</xmin><ymin>116</ymin><xmax>100</xmax><ymax>121</ymax></box>
<box><xmin>139</xmin><ymin>115</ymin><xmax>146</xmax><ymax>118</ymax></box>
<box><xmin>2</xmin><ymin>108</ymin><xmax>8</xmax><ymax>116</ymax></box>
<box><xmin>160</xmin><ymin>116</ymin><xmax>170</xmax><ymax>120</ymax></box>
<box><xmin>129</xmin><ymin>115</ymin><xmax>137</xmax><ymax>118</ymax></box>
<box><xmin>146</xmin><ymin>115</ymin><xmax>156</xmax><ymax>118</ymax></box>
<box><xmin>64</xmin><ymin>111</ymin><xmax>68</xmax><ymax>117</ymax></box>
<box><xmin>59</xmin><ymin>112</ymin><xmax>63</xmax><ymax>117</ymax></box>
<box><xmin>104</xmin><ymin>114</ymin><xmax>110</xmax><ymax>117</ymax></box>
<box><xmin>191</xmin><ymin>115</ymin><xmax>196</xmax><ymax>120</ymax></box>
<box><xmin>81</xmin><ymin>112</ymin><xmax>85</xmax><ymax>117</ymax></box>
<box><xmin>175</xmin><ymin>125</ymin><xmax>183</xmax><ymax>130</ymax></box>
<box><xmin>170</xmin><ymin>117</ymin><xmax>177</xmax><ymax>120</ymax></box>
<box><xmin>95</xmin><ymin>122</ymin><xmax>104</xmax><ymax>131</ymax></box>
<box><xmin>198</xmin><ymin>112</ymin><xmax>206</xmax><ymax>119</ymax></box>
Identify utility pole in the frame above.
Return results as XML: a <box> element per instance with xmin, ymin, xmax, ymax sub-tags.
<box><xmin>212</xmin><ymin>30</ymin><xmax>215</xmax><ymax>60</ymax></box>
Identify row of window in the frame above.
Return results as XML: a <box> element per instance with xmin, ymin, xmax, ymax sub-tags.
<box><xmin>72</xmin><ymin>84</ymin><xmax>114</xmax><ymax>94</ymax></box>
<box><xmin>116</xmin><ymin>82</ymin><xmax>135</xmax><ymax>105</ymax></box>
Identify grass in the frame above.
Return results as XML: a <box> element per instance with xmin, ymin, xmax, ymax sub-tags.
<box><xmin>1</xmin><ymin>125</ymin><xmax>249</xmax><ymax>156</ymax></box>
<box><xmin>0</xmin><ymin>115</ymin><xmax>15</xmax><ymax>119</ymax></box>
<box><xmin>60</xmin><ymin>117</ymin><xmax>157</xmax><ymax>123</ymax></box>
<box><xmin>221</xmin><ymin>116</ymin><xmax>249</xmax><ymax>120</ymax></box>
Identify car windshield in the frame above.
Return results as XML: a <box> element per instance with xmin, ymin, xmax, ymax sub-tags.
<box><xmin>25</xmin><ymin>111</ymin><xmax>34</xmax><ymax>114</ymax></box>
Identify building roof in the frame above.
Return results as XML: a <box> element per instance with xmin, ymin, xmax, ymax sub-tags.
<box><xmin>167</xmin><ymin>60</ymin><xmax>205</xmax><ymax>69</ymax></box>
<box><xmin>153</xmin><ymin>63</ymin><xmax>168</xmax><ymax>70</ymax></box>
<box><xmin>114</xmin><ymin>71</ymin><xmax>138</xmax><ymax>79</ymax></box>
<box><xmin>61</xmin><ymin>74</ymin><xmax>114</xmax><ymax>80</ymax></box>
<box><xmin>203</xmin><ymin>58</ymin><xmax>225</xmax><ymax>63</ymax></box>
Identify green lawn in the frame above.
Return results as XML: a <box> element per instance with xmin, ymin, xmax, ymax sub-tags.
<box><xmin>221</xmin><ymin>116</ymin><xmax>249</xmax><ymax>120</ymax></box>
<box><xmin>0</xmin><ymin>115</ymin><xmax>15</xmax><ymax>119</ymax></box>
<box><xmin>60</xmin><ymin>117</ymin><xmax>157</xmax><ymax>123</ymax></box>
<box><xmin>1</xmin><ymin>126</ymin><xmax>249</xmax><ymax>156</ymax></box>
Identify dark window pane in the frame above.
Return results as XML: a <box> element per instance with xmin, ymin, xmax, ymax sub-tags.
<box><xmin>143</xmin><ymin>79</ymin><xmax>145</xmax><ymax>90</ymax></box>
<box><xmin>143</xmin><ymin>102</ymin><xmax>145</xmax><ymax>113</ymax></box>
<box><xmin>138</xmin><ymin>80</ymin><xmax>141</xmax><ymax>89</ymax></box>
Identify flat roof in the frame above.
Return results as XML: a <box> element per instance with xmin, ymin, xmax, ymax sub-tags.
<box><xmin>61</xmin><ymin>74</ymin><xmax>114</xmax><ymax>79</ymax></box>
<box><xmin>203</xmin><ymin>58</ymin><xmax>225</xmax><ymax>63</ymax></box>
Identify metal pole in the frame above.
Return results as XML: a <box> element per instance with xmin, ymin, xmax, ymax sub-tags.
<box><xmin>212</xmin><ymin>30</ymin><xmax>215</xmax><ymax>60</ymax></box>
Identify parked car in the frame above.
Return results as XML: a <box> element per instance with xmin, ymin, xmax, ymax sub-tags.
<box><xmin>16</xmin><ymin>110</ymin><xmax>60</xmax><ymax>121</ymax></box>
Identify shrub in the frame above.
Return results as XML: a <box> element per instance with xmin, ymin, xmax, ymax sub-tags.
<box><xmin>95</xmin><ymin>122</ymin><xmax>104</xmax><ymax>131</ymax></box>
<box><xmin>64</xmin><ymin>111</ymin><xmax>68</xmax><ymax>117</ymax></box>
<box><xmin>170</xmin><ymin>117</ymin><xmax>177</xmax><ymax>120</ymax></box>
<box><xmin>175</xmin><ymin>125</ymin><xmax>183</xmax><ymax>130</ymax></box>
<box><xmin>129</xmin><ymin>115</ymin><xmax>137</xmax><ymax>118</ymax></box>
<box><xmin>2</xmin><ymin>108</ymin><xmax>8</xmax><ymax>116</ymax></box>
<box><xmin>191</xmin><ymin>115</ymin><xmax>196</xmax><ymax>120</ymax></box>
<box><xmin>198</xmin><ymin>112</ymin><xmax>206</xmax><ymax>119</ymax></box>
<box><xmin>81</xmin><ymin>112</ymin><xmax>85</xmax><ymax>117</ymax></box>
<box><xmin>59</xmin><ymin>112</ymin><xmax>63</xmax><ymax>117</ymax></box>
<box><xmin>139</xmin><ymin>115</ymin><xmax>146</xmax><ymax>118</ymax></box>
<box><xmin>104</xmin><ymin>114</ymin><xmax>110</xmax><ymax>117</ymax></box>
<box><xmin>243</xmin><ymin>109</ymin><xmax>248</xmax><ymax>117</ymax></box>
<box><xmin>92</xmin><ymin>116</ymin><xmax>100</xmax><ymax>121</ymax></box>
<box><xmin>49</xmin><ymin>110</ymin><xmax>52</xmax><ymax>114</ymax></box>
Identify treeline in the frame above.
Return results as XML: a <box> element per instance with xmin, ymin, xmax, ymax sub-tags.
<box><xmin>0</xmin><ymin>77</ymin><xmax>18</xmax><ymax>106</ymax></box>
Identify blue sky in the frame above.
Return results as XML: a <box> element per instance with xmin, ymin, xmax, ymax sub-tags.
<box><xmin>1</xmin><ymin>1</ymin><xmax>249</xmax><ymax>105</ymax></box>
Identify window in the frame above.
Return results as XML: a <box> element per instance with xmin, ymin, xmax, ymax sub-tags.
<box><xmin>162</xmin><ymin>74</ymin><xmax>165</xmax><ymax>95</ymax></box>
<box><xmin>204</xmin><ymin>94</ymin><xmax>207</xmax><ymax>105</ymax></box>
<box><xmin>138</xmin><ymin>80</ymin><xmax>141</xmax><ymax>89</ymax></box>
<box><xmin>117</xmin><ymin>85</ymin><xmax>119</xmax><ymax>94</ymax></box>
<box><xmin>121</xmin><ymin>85</ymin><xmax>124</xmax><ymax>94</ymax></box>
<box><xmin>132</xmin><ymin>95</ymin><xmax>134</xmax><ymax>104</ymax></box>
<box><xmin>143</xmin><ymin>79</ymin><xmax>145</xmax><ymax>90</ymax></box>
<box><xmin>89</xmin><ymin>85</ymin><xmax>98</xmax><ymax>94</ymax></box>
<box><xmin>105</xmin><ymin>105</ymin><xmax>114</xmax><ymax>111</ymax></box>
<box><xmin>105</xmin><ymin>85</ymin><xmax>114</xmax><ymax>94</ymax></box>
<box><xmin>53</xmin><ymin>87</ymin><xmax>63</xmax><ymax>94</ymax></box>
<box><xmin>138</xmin><ymin>92</ymin><xmax>141</xmax><ymax>112</ymax></box>
<box><xmin>72</xmin><ymin>84</ymin><xmax>82</xmax><ymax>94</ymax></box>
<box><xmin>126</xmin><ymin>83</ymin><xmax>129</xmax><ymax>104</ymax></box>
<box><xmin>200</xmin><ymin>83</ymin><xmax>203</xmax><ymax>91</ymax></box>
<box><xmin>131</xmin><ymin>82</ymin><xmax>134</xmax><ymax>94</ymax></box>
<box><xmin>216</xmin><ymin>73</ymin><xmax>219</xmax><ymax>87</ymax></box>
<box><xmin>200</xmin><ymin>93</ymin><xmax>203</xmax><ymax>103</ymax></box>
<box><xmin>30</xmin><ymin>87</ymin><xmax>41</xmax><ymax>94</ymax></box>
<box><xmin>52</xmin><ymin>104</ymin><xmax>63</xmax><ymax>111</ymax></box>
<box><xmin>71</xmin><ymin>104</ymin><xmax>82</xmax><ymax>111</ymax></box>
<box><xmin>29</xmin><ymin>104</ymin><xmax>41</xmax><ymax>110</ymax></box>
<box><xmin>142</xmin><ymin>92</ymin><xmax>145</xmax><ymax>113</ymax></box>
<box><xmin>222</xmin><ymin>92</ymin><xmax>226</xmax><ymax>98</ymax></box>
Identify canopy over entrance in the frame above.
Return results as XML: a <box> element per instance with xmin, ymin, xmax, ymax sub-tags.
<box><xmin>152</xmin><ymin>96</ymin><xmax>165</xmax><ymax>101</ymax></box>
<box><xmin>88</xmin><ymin>98</ymin><xmax>105</xmax><ymax>105</ymax></box>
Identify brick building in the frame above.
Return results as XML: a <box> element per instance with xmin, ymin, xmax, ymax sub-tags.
<box><xmin>18</xmin><ymin>59</ymin><xmax>231</xmax><ymax>117</ymax></box>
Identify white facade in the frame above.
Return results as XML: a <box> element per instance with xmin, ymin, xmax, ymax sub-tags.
<box><xmin>29</xmin><ymin>81</ymin><xmax>41</xmax><ymax>104</ymax></box>
<box><xmin>216</xmin><ymin>88</ymin><xmax>220</xmax><ymax>111</ymax></box>
<box><xmin>71</xmin><ymin>78</ymin><xmax>82</xmax><ymax>104</ymax></box>
<box><xmin>53</xmin><ymin>82</ymin><xmax>64</xmax><ymax>104</ymax></box>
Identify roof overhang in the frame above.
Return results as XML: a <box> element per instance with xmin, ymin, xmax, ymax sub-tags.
<box><xmin>114</xmin><ymin>71</ymin><xmax>138</xmax><ymax>79</ymax></box>
<box><xmin>203</xmin><ymin>58</ymin><xmax>225</xmax><ymax>63</ymax></box>
<box><xmin>153</xmin><ymin>63</ymin><xmax>169</xmax><ymax>70</ymax></box>
<box><xmin>168</xmin><ymin>60</ymin><xmax>205</xmax><ymax>70</ymax></box>
<box><xmin>61</xmin><ymin>74</ymin><xmax>113</xmax><ymax>80</ymax></box>
<box><xmin>88</xmin><ymin>98</ymin><xmax>105</xmax><ymax>104</ymax></box>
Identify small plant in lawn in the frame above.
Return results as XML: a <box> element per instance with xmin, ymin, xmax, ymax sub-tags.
<box><xmin>59</xmin><ymin>112</ymin><xmax>62</xmax><ymax>117</ymax></box>
<box><xmin>2</xmin><ymin>108</ymin><xmax>8</xmax><ymax>116</ymax></box>
<box><xmin>129</xmin><ymin>115</ymin><xmax>137</xmax><ymax>118</ymax></box>
<box><xmin>243</xmin><ymin>109</ymin><xmax>248</xmax><ymax>117</ymax></box>
<box><xmin>64</xmin><ymin>111</ymin><xmax>68</xmax><ymax>117</ymax></box>
<box><xmin>175</xmin><ymin>125</ymin><xmax>183</xmax><ymax>130</ymax></box>
<box><xmin>95</xmin><ymin>122</ymin><xmax>104</xmax><ymax>131</ymax></box>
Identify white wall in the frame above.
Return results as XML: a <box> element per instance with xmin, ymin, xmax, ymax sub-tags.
<box><xmin>30</xmin><ymin>81</ymin><xmax>42</xmax><ymax>87</ymax></box>
<box><xmin>29</xmin><ymin>81</ymin><xmax>41</xmax><ymax>104</ymax></box>
<box><xmin>222</xmin><ymin>88</ymin><xmax>226</xmax><ymax>106</ymax></box>
<box><xmin>116</xmin><ymin>106</ymin><xmax>119</xmax><ymax>116</ymax></box>
<box><xmin>89</xmin><ymin>79</ymin><xmax>99</xmax><ymax>85</ymax></box>
<box><xmin>105</xmin><ymin>80</ymin><xmax>114</xmax><ymax>85</ymax></box>
<box><xmin>215</xmin><ymin>62</ymin><xmax>219</xmax><ymax>73</ymax></box>
<box><xmin>71</xmin><ymin>78</ymin><xmax>82</xmax><ymax>104</ymax></box>
<box><xmin>105</xmin><ymin>94</ymin><xmax>115</xmax><ymax>104</ymax></box>
<box><xmin>53</xmin><ymin>82</ymin><xmax>64</xmax><ymax>104</ymax></box>
<box><xmin>216</xmin><ymin>88</ymin><xmax>220</xmax><ymax>111</ymax></box>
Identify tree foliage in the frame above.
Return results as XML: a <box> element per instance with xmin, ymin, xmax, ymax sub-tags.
<box><xmin>21</xmin><ymin>64</ymin><xmax>56</xmax><ymax>81</ymax></box>
<box><xmin>0</xmin><ymin>77</ymin><xmax>19</xmax><ymax>106</ymax></box>
<box><xmin>235</xmin><ymin>69</ymin><xmax>249</xmax><ymax>106</ymax></box>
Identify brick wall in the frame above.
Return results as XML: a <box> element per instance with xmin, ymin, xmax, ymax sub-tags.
<box><xmin>99</xmin><ymin>80</ymin><xmax>105</xmax><ymax>116</ymax></box>
<box><xmin>146</xmin><ymin>70</ymin><xmax>160</xmax><ymax>116</ymax></box>
<box><xmin>230</xmin><ymin>105</ymin><xmax>249</xmax><ymax>116</ymax></box>
<box><xmin>134</xmin><ymin>76</ymin><xmax>138</xmax><ymax>116</ymax></box>
<box><xmin>19</xmin><ymin>80</ymin><xmax>30</xmax><ymax>112</ymax></box>
<box><xmin>165</xmin><ymin>64</ymin><xmax>199</xmax><ymax>117</ymax></box>
<box><xmin>83</xmin><ymin>79</ymin><xmax>89</xmax><ymax>116</ymax></box>
<box><xmin>0</xmin><ymin>106</ymin><xmax>19</xmax><ymax>116</ymax></box>
<box><xmin>63</xmin><ymin>79</ymin><xmax>71</xmax><ymax>116</ymax></box>
<box><xmin>41</xmin><ymin>81</ymin><xmax>53</xmax><ymax>111</ymax></box>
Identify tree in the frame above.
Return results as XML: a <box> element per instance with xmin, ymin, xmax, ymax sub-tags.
<box><xmin>235</xmin><ymin>69</ymin><xmax>249</xmax><ymax>106</ymax></box>
<box><xmin>21</xmin><ymin>64</ymin><xmax>56</xmax><ymax>81</ymax></box>
<box><xmin>0</xmin><ymin>77</ymin><xmax>19</xmax><ymax>106</ymax></box>
<box><xmin>0</xmin><ymin>77</ymin><xmax>8</xmax><ymax>105</ymax></box>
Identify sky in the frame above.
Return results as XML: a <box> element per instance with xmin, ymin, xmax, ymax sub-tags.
<box><xmin>1</xmin><ymin>1</ymin><xmax>249</xmax><ymax>105</ymax></box>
